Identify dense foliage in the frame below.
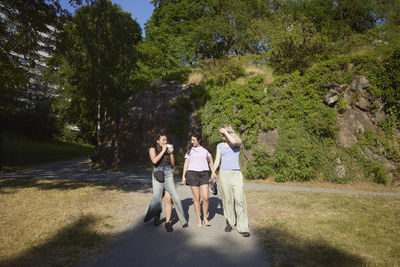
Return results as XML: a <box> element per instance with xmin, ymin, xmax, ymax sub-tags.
<box><xmin>197</xmin><ymin>52</ymin><xmax>400</xmax><ymax>183</ymax></box>
<box><xmin>140</xmin><ymin>0</ymin><xmax>271</xmax><ymax>80</ymax></box>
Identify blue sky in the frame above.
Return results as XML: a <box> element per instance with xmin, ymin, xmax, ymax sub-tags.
<box><xmin>58</xmin><ymin>0</ymin><xmax>155</xmax><ymax>35</ymax></box>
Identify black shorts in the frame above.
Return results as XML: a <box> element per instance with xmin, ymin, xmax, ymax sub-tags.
<box><xmin>185</xmin><ymin>171</ymin><xmax>209</xmax><ymax>186</ymax></box>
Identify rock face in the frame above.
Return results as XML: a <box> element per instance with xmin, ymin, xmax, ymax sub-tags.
<box><xmin>242</xmin><ymin>129</ymin><xmax>278</xmax><ymax>168</ymax></box>
<box><xmin>244</xmin><ymin>74</ymin><xmax>399</xmax><ymax>176</ymax></box>
<box><xmin>323</xmin><ymin>89</ymin><xmax>340</xmax><ymax>106</ymax></box>
<box><xmin>336</xmin><ymin>108</ymin><xmax>374</xmax><ymax>147</ymax></box>
<box><xmin>95</xmin><ymin>81</ymin><xmax>200</xmax><ymax>168</ymax></box>
<box><xmin>323</xmin><ymin>75</ymin><xmax>386</xmax><ymax>148</ymax></box>
<box><xmin>325</xmin><ymin>75</ymin><xmax>400</xmax><ymax>172</ymax></box>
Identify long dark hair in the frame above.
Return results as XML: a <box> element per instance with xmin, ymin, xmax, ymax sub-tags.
<box><xmin>151</xmin><ymin>133</ymin><xmax>166</xmax><ymax>156</ymax></box>
<box><xmin>150</xmin><ymin>133</ymin><xmax>172</xmax><ymax>165</ymax></box>
<box><xmin>185</xmin><ymin>132</ymin><xmax>212</xmax><ymax>155</ymax></box>
<box><xmin>151</xmin><ymin>133</ymin><xmax>171</xmax><ymax>164</ymax></box>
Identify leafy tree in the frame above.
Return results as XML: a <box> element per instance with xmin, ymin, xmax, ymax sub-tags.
<box><xmin>142</xmin><ymin>0</ymin><xmax>207</xmax><ymax>77</ymax></box>
<box><xmin>51</xmin><ymin>0</ymin><xmax>142</xmax><ymax>152</ymax></box>
<box><xmin>193</xmin><ymin>0</ymin><xmax>270</xmax><ymax>58</ymax></box>
<box><xmin>142</xmin><ymin>0</ymin><xmax>270</xmax><ymax>78</ymax></box>
<box><xmin>265</xmin><ymin>14</ymin><xmax>329</xmax><ymax>74</ymax></box>
<box><xmin>276</xmin><ymin>0</ymin><xmax>378</xmax><ymax>41</ymax></box>
<box><xmin>0</xmin><ymin>0</ymin><xmax>70</xmax><ymax>170</ymax></box>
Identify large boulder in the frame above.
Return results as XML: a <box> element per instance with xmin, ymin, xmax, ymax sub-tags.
<box><xmin>94</xmin><ymin>81</ymin><xmax>200</xmax><ymax>168</ymax></box>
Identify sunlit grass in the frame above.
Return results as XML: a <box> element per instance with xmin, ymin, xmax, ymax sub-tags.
<box><xmin>188</xmin><ymin>71</ymin><xmax>203</xmax><ymax>85</ymax></box>
<box><xmin>348</xmin><ymin>46</ymin><xmax>374</xmax><ymax>57</ymax></box>
<box><xmin>245</xmin><ymin>65</ymin><xmax>275</xmax><ymax>84</ymax></box>
<box><xmin>247</xmin><ymin>190</ymin><xmax>400</xmax><ymax>266</ymax></box>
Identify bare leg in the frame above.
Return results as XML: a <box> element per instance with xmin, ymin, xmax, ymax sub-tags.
<box><xmin>190</xmin><ymin>186</ymin><xmax>202</xmax><ymax>227</ymax></box>
<box><xmin>165</xmin><ymin>190</ymin><xmax>172</xmax><ymax>223</ymax></box>
<box><xmin>200</xmin><ymin>184</ymin><xmax>210</xmax><ymax>226</ymax></box>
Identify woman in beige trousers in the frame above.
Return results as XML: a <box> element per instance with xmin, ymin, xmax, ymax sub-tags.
<box><xmin>213</xmin><ymin>125</ymin><xmax>250</xmax><ymax>237</ymax></box>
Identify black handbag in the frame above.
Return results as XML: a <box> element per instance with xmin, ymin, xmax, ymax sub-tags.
<box><xmin>209</xmin><ymin>179</ymin><xmax>218</xmax><ymax>195</ymax></box>
<box><xmin>154</xmin><ymin>157</ymin><xmax>166</xmax><ymax>183</ymax></box>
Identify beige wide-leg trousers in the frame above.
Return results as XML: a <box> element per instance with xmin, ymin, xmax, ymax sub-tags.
<box><xmin>218</xmin><ymin>170</ymin><xmax>249</xmax><ymax>232</ymax></box>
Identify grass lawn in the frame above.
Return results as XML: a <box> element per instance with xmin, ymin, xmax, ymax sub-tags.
<box><xmin>246</xmin><ymin>190</ymin><xmax>400</xmax><ymax>266</ymax></box>
<box><xmin>0</xmin><ymin>178</ymin><xmax>151</xmax><ymax>266</ymax></box>
<box><xmin>2</xmin><ymin>131</ymin><xmax>93</xmax><ymax>170</ymax></box>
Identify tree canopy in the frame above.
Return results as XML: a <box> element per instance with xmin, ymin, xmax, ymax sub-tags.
<box><xmin>141</xmin><ymin>0</ymin><xmax>270</xmax><ymax>77</ymax></box>
<box><xmin>51</xmin><ymin>0</ymin><xmax>142</xmax><ymax>143</ymax></box>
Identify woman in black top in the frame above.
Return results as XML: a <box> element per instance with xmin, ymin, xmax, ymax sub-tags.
<box><xmin>143</xmin><ymin>133</ymin><xmax>188</xmax><ymax>232</ymax></box>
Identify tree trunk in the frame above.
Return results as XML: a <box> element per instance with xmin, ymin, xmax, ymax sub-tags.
<box><xmin>97</xmin><ymin>89</ymin><xmax>101</xmax><ymax>146</ymax></box>
<box><xmin>0</xmin><ymin>126</ymin><xmax>3</xmax><ymax>171</ymax></box>
<box><xmin>111</xmin><ymin>115</ymin><xmax>121</xmax><ymax>169</ymax></box>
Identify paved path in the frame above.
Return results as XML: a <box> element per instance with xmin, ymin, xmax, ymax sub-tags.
<box><xmin>93</xmin><ymin>183</ymin><xmax>269</xmax><ymax>267</ymax></box>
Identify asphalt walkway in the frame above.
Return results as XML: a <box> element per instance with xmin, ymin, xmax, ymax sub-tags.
<box><xmin>93</xmin><ymin>182</ymin><xmax>269</xmax><ymax>267</ymax></box>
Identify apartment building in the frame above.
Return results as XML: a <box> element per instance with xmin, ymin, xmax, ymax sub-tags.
<box><xmin>0</xmin><ymin>3</ymin><xmax>59</xmax><ymax>103</ymax></box>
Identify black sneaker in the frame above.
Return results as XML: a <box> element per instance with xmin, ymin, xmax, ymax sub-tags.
<box><xmin>143</xmin><ymin>214</ymin><xmax>151</xmax><ymax>223</ymax></box>
<box><xmin>165</xmin><ymin>222</ymin><xmax>173</xmax><ymax>232</ymax></box>
<box><xmin>224</xmin><ymin>221</ymin><xmax>232</xmax><ymax>232</ymax></box>
<box><xmin>182</xmin><ymin>223</ymin><xmax>189</xmax><ymax>228</ymax></box>
<box><xmin>239</xmin><ymin>231</ymin><xmax>250</xmax><ymax>237</ymax></box>
<box><xmin>153</xmin><ymin>214</ymin><xmax>161</xmax><ymax>226</ymax></box>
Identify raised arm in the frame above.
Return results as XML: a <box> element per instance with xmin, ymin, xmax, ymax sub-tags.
<box><xmin>219</xmin><ymin>128</ymin><xmax>242</xmax><ymax>146</ymax></box>
<box><xmin>149</xmin><ymin>145</ymin><xmax>167</xmax><ymax>165</ymax></box>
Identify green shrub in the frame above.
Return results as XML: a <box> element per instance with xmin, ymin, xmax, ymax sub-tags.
<box><xmin>200</xmin><ymin>75</ymin><xmax>267</xmax><ymax>148</ymax></box>
<box><xmin>337</xmin><ymin>96</ymin><xmax>347</xmax><ymax>114</ymax></box>
<box><xmin>244</xmin><ymin>148</ymin><xmax>274</xmax><ymax>180</ymax></box>
<box><xmin>217</xmin><ymin>61</ymin><xmax>245</xmax><ymax>85</ymax></box>
<box><xmin>163</xmin><ymin>68</ymin><xmax>191</xmax><ymax>83</ymax></box>
<box><xmin>367</xmin><ymin>161</ymin><xmax>388</xmax><ymax>184</ymax></box>
<box><xmin>244</xmin><ymin>126</ymin><xmax>334</xmax><ymax>182</ymax></box>
<box><xmin>357</xmin><ymin>127</ymin><xmax>400</xmax><ymax>163</ymax></box>
<box><xmin>373</xmin><ymin>48</ymin><xmax>400</xmax><ymax>125</ymax></box>
<box><xmin>60</xmin><ymin>127</ymin><xmax>83</xmax><ymax>143</ymax></box>
<box><xmin>272</xmin><ymin>128</ymin><xmax>327</xmax><ymax>182</ymax></box>
<box><xmin>345</xmin><ymin>144</ymin><xmax>390</xmax><ymax>185</ymax></box>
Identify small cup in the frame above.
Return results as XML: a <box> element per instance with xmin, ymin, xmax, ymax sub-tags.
<box><xmin>167</xmin><ymin>144</ymin><xmax>173</xmax><ymax>152</ymax></box>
